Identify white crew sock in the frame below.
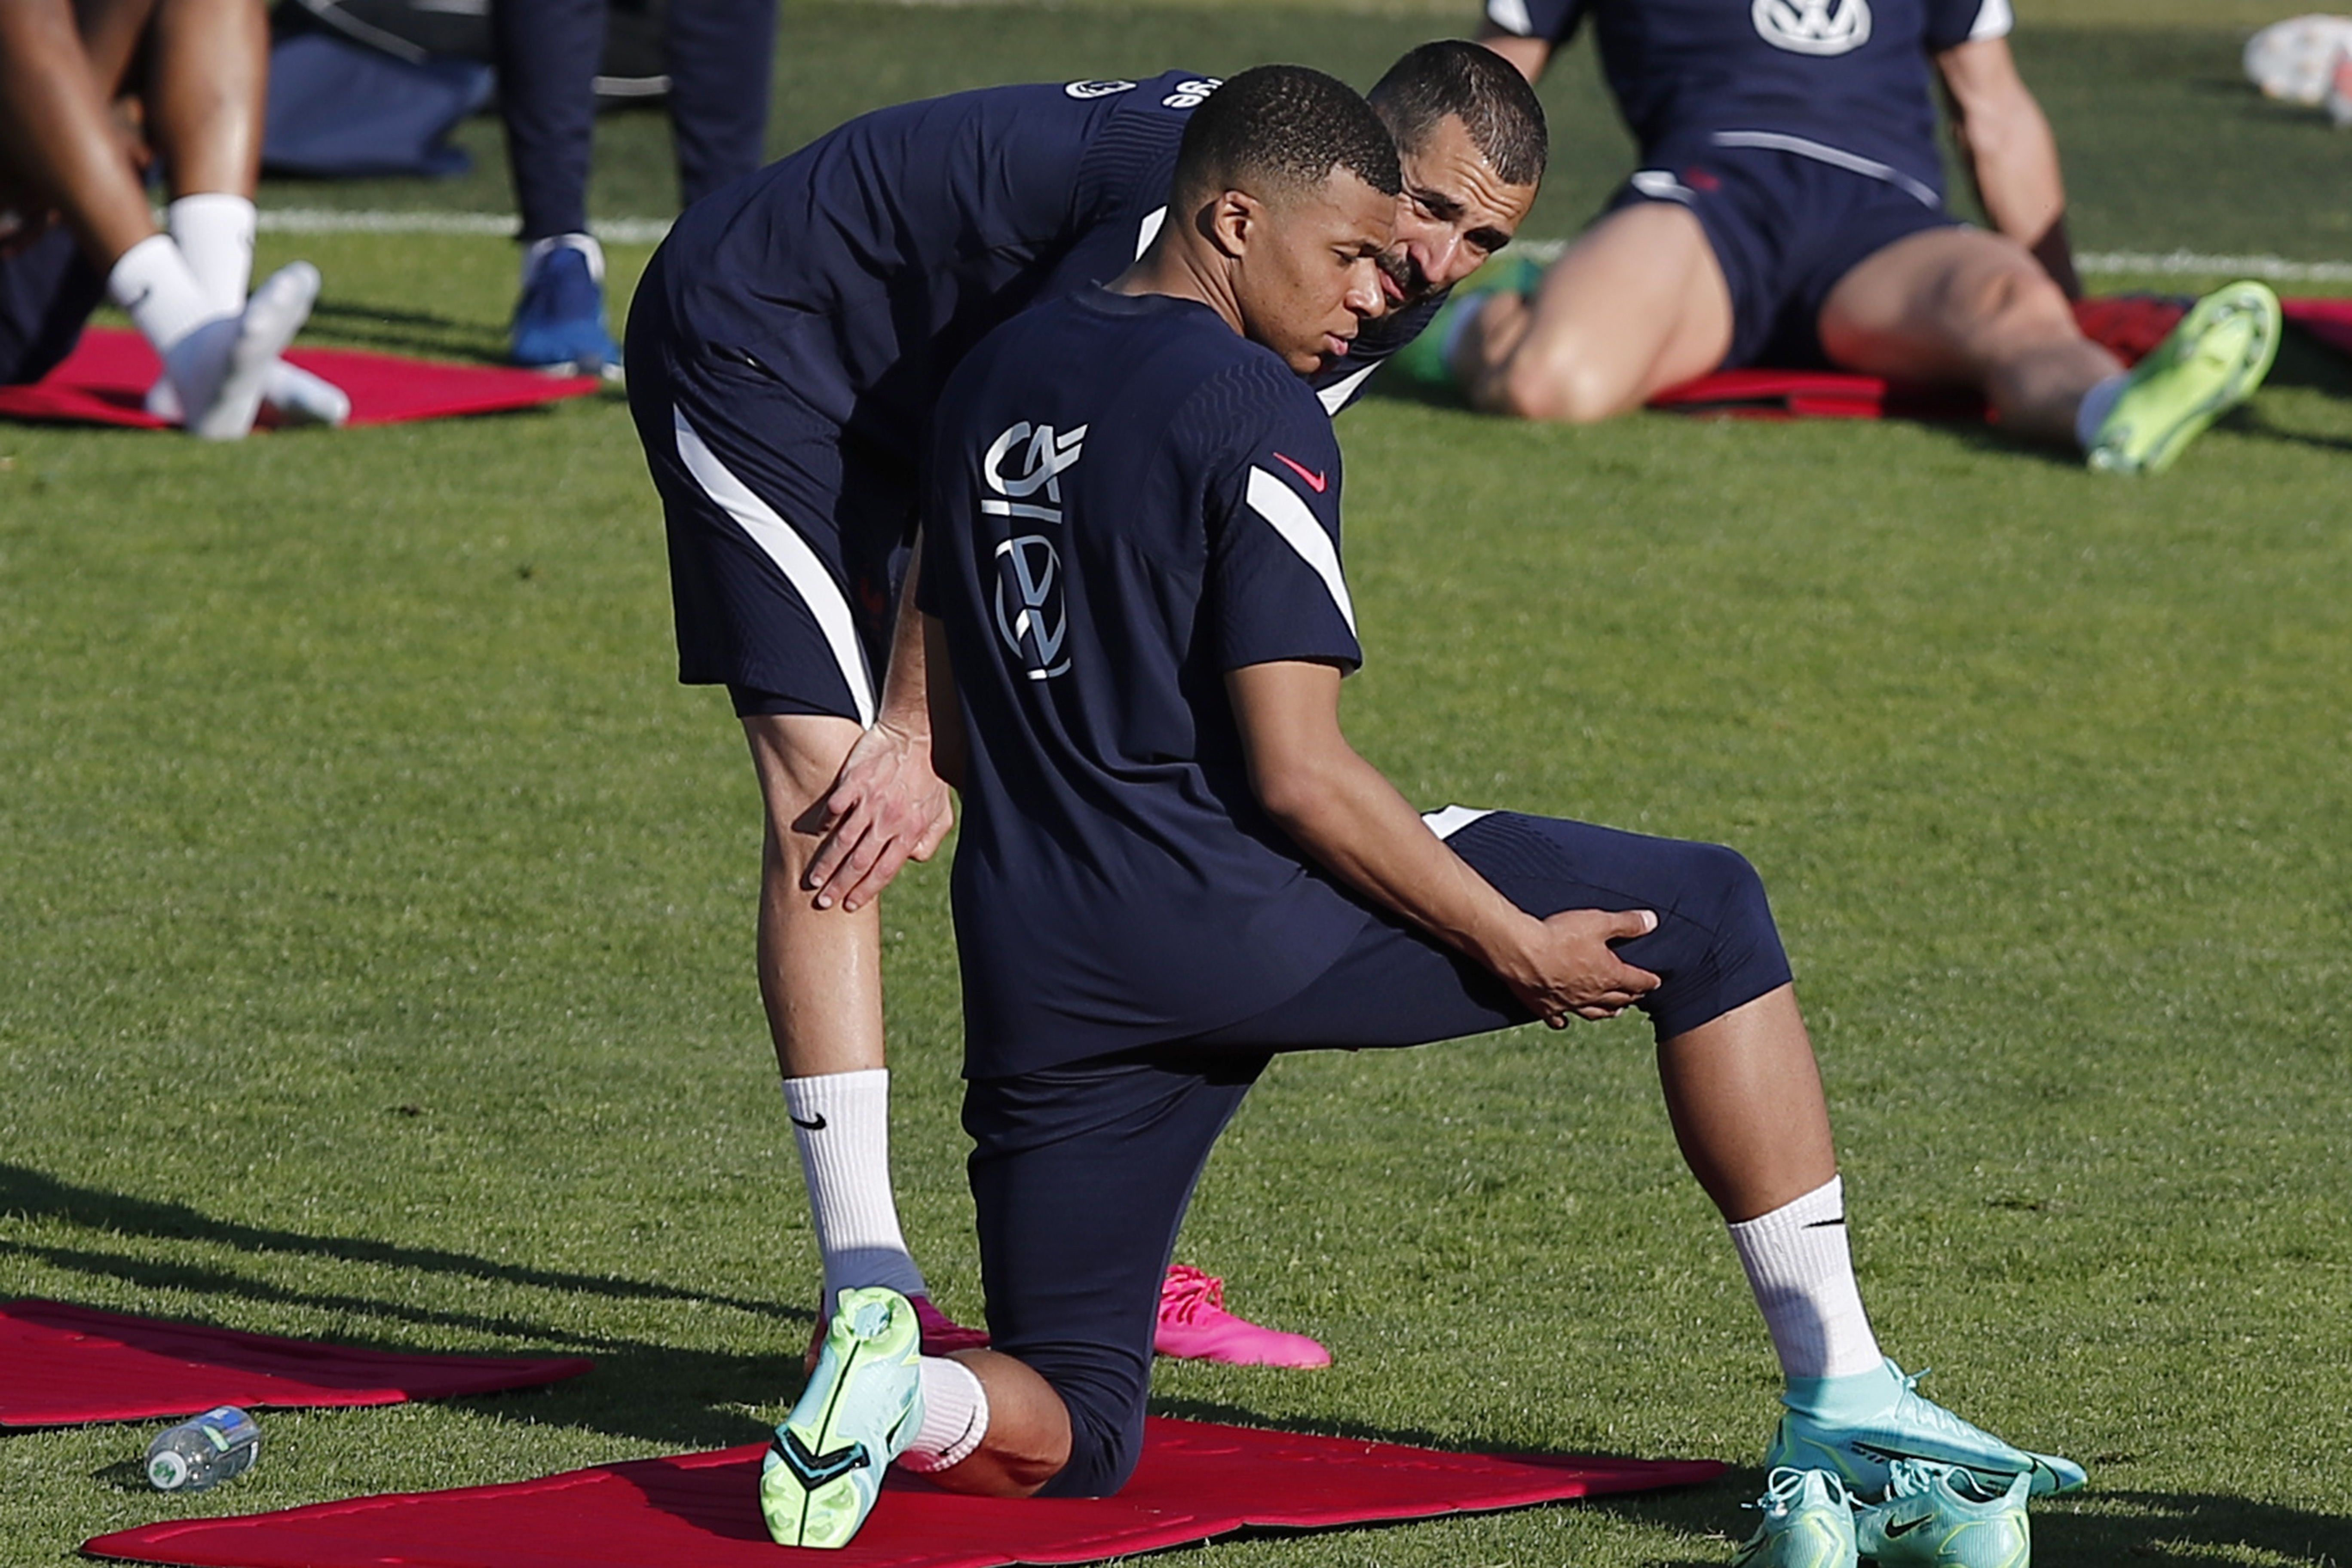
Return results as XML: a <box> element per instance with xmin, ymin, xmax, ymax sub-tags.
<box><xmin>523</xmin><ymin>231</ymin><xmax>604</xmax><ymax>289</ymax></box>
<box><xmin>1726</xmin><ymin>1176</ymin><xmax>1883</xmax><ymax>1381</ymax></box>
<box><xmin>899</xmin><ymin>1355</ymin><xmax>989</xmax><ymax>1473</ymax></box>
<box><xmin>782</xmin><ymin>1069</ymin><xmax>928</xmax><ymax>1302</ymax></box>
<box><xmin>107</xmin><ymin>235</ymin><xmax>221</xmax><ymax>359</ymax></box>
<box><xmin>167</xmin><ymin>193</ymin><xmax>257</xmax><ymax>315</ymax></box>
<box><xmin>2073</xmin><ymin>371</ymin><xmax>2129</xmax><ymax>451</ymax></box>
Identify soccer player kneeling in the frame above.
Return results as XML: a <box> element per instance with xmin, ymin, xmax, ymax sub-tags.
<box><xmin>759</xmin><ymin>64</ymin><xmax>2083</xmax><ymax>1549</ymax></box>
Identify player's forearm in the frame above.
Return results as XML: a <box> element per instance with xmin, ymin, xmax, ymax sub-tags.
<box><xmin>1474</xmin><ymin>26</ymin><xmax>1552</xmax><ymax>85</ymax></box>
<box><xmin>873</xmin><ymin>545</ymin><xmax>933</xmax><ymax>741</ymax></box>
<box><xmin>1255</xmin><ymin>746</ymin><xmax>1541</xmax><ymax>978</ymax></box>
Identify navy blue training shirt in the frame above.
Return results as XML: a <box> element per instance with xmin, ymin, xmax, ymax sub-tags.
<box><xmin>1483</xmin><ymin>0</ymin><xmax>2015</xmax><ymax>199</ymax></box>
<box><xmin>921</xmin><ymin>290</ymin><xmax>1378</xmax><ymax>1076</ymax></box>
<box><xmin>646</xmin><ymin>71</ymin><xmax>1427</xmax><ymax>479</ymax></box>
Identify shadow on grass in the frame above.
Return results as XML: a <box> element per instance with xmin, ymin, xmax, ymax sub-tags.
<box><xmin>301</xmin><ymin>301</ymin><xmax>506</xmax><ymax>364</ymax></box>
<box><xmin>0</xmin><ymin>1163</ymin><xmax>807</xmax><ymax>1451</ymax></box>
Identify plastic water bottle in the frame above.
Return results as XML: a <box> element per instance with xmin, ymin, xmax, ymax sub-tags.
<box><xmin>145</xmin><ymin>1406</ymin><xmax>261</xmax><ymax>1492</ymax></box>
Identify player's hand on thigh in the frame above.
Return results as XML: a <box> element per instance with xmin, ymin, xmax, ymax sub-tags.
<box><xmin>805</xmin><ymin>719</ymin><xmax>954</xmax><ymax>912</ymax></box>
<box><xmin>1506</xmin><ymin>908</ymin><xmax>1662</xmax><ymax>1026</ymax></box>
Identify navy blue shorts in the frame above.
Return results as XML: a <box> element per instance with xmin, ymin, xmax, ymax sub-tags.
<box><xmin>0</xmin><ymin>227</ymin><xmax>105</xmax><ymax>388</ymax></box>
<box><xmin>1608</xmin><ymin>133</ymin><xmax>1960</xmax><ymax>369</ymax></box>
<box><xmin>963</xmin><ymin>808</ymin><xmax>1793</xmax><ymax>1497</ymax></box>
<box><xmin>624</xmin><ymin>254</ymin><xmax>906</xmax><ymax>724</ymax></box>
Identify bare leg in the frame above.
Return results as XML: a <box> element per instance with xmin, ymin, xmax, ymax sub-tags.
<box><xmin>923</xmin><ymin>1350</ymin><xmax>1072</xmax><ymax>1498</ymax></box>
<box><xmin>1458</xmin><ymin>201</ymin><xmax>1733</xmax><ymax>423</ymax></box>
<box><xmin>744</xmin><ymin>714</ymin><xmax>891</xmax><ymax>1079</ymax></box>
<box><xmin>0</xmin><ymin>0</ymin><xmax>156</xmax><ymax>266</ymax></box>
<box><xmin>1656</xmin><ymin>983</ymin><xmax>1837</xmax><ymax>1223</ymax></box>
<box><xmin>1819</xmin><ymin>226</ymin><xmax>2120</xmax><ymax>447</ymax></box>
<box><xmin>141</xmin><ymin>0</ymin><xmax>265</xmax><ymax>198</ymax></box>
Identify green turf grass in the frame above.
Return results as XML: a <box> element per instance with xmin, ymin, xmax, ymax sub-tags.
<box><xmin>6</xmin><ymin>4</ymin><xmax>2352</xmax><ymax>1565</ymax></box>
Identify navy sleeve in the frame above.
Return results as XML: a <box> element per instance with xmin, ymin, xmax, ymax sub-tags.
<box><xmin>1196</xmin><ymin>363</ymin><xmax>1363</xmax><ymax>674</ymax></box>
<box><xmin>1925</xmin><ymin>0</ymin><xmax>2010</xmax><ymax>50</ymax></box>
<box><xmin>1484</xmin><ymin>0</ymin><xmax>1586</xmax><ymax>45</ymax></box>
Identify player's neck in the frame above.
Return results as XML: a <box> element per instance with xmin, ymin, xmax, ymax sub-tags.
<box><xmin>1110</xmin><ymin>242</ymin><xmax>1245</xmax><ymax>339</ymax></box>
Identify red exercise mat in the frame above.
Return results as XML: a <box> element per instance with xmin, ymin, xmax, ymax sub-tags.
<box><xmin>1643</xmin><ymin>292</ymin><xmax>2352</xmax><ymax>422</ymax></box>
<box><xmin>0</xmin><ymin>328</ymin><xmax>597</xmax><ymax>429</ymax></box>
<box><xmin>0</xmin><ymin>1299</ymin><xmax>591</xmax><ymax>1427</ymax></box>
<box><xmin>83</xmin><ymin>1416</ymin><xmax>1723</xmax><ymax>1568</ymax></box>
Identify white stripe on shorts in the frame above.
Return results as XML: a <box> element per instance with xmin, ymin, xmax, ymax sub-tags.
<box><xmin>1422</xmin><ymin>805</ymin><xmax>1494</xmax><ymax>839</ymax></box>
<box><xmin>672</xmin><ymin>408</ymin><xmax>877</xmax><ymax>726</ymax></box>
<box><xmin>1707</xmin><ymin>130</ymin><xmax>1942</xmax><ymax>210</ymax></box>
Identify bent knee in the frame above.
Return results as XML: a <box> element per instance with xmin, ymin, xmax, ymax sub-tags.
<box><xmin>1682</xmin><ymin>841</ymin><xmax>1776</xmax><ymax>945</ymax></box>
<box><xmin>1496</xmin><ymin>352</ymin><xmax>1638</xmax><ymax>425</ymax></box>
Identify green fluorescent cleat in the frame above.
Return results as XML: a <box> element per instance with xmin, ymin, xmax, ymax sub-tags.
<box><xmin>1387</xmin><ymin>253</ymin><xmax>1546</xmax><ymax>391</ymax></box>
<box><xmin>2088</xmin><ymin>280</ymin><xmax>2282</xmax><ymax>475</ymax></box>
<box><xmin>1853</xmin><ymin>1461</ymin><xmax>2031</xmax><ymax>1568</ymax></box>
<box><xmin>1768</xmin><ymin>1360</ymin><xmax>2085</xmax><ymax>1501</ymax></box>
<box><xmin>1734</xmin><ymin>1467</ymin><xmax>1861</xmax><ymax>1568</ymax></box>
<box><xmin>761</xmin><ymin>1286</ymin><xmax>924</xmax><ymax>1549</ymax></box>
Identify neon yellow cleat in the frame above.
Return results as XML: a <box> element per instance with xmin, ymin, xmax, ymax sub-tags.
<box><xmin>760</xmin><ymin>1286</ymin><xmax>924</xmax><ymax>1549</ymax></box>
<box><xmin>2088</xmin><ymin>280</ymin><xmax>2282</xmax><ymax>476</ymax></box>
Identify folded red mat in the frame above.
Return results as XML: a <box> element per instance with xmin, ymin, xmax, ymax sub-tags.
<box><xmin>0</xmin><ymin>1299</ymin><xmax>591</xmax><ymax>1427</ymax></box>
<box><xmin>83</xmin><ymin>1416</ymin><xmax>1723</xmax><ymax>1568</ymax></box>
<box><xmin>0</xmin><ymin>328</ymin><xmax>597</xmax><ymax>429</ymax></box>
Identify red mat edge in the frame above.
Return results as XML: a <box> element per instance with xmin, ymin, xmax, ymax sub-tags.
<box><xmin>2</xmin><ymin>1298</ymin><xmax>595</xmax><ymax>1429</ymax></box>
<box><xmin>79</xmin><ymin>1428</ymin><xmax>1727</xmax><ymax>1566</ymax></box>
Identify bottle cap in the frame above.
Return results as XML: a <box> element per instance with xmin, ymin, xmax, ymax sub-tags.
<box><xmin>148</xmin><ymin>1450</ymin><xmax>190</xmax><ymax>1490</ymax></box>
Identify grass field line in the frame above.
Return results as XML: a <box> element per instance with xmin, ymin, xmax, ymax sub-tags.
<box><xmin>255</xmin><ymin>209</ymin><xmax>2352</xmax><ymax>283</ymax></box>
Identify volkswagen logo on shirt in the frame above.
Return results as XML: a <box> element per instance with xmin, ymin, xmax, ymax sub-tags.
<box><xmin>1752</xmin><ymin>0</ymin><xmax>1871</xmax><ymax>55</ymax></box>
<box><xmin>993</xmin><ymin>536</ymin><xmax>1070</xmax><ymax>680</ymax></box>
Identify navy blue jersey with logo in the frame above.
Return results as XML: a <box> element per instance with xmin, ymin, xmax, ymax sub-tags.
<box><xmin>1484</xmin><ymin>0</ymin><xmax>2013</xmax><ymax>198</ymax></box>
<box><xmin>920</xmin><ymin>289</ymin><xmax>1377</xmax><ymax>1075</ymax></box>
<box><xmin>644</xmin><ymin>70</ymin><xmax>1415</xmax><ymax>481</ymax></box>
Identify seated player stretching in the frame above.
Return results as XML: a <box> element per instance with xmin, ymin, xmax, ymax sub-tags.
<box><xmin>627</xmin><ymin>45</ymin><xmax>1544</xmax><ymax>1369</ymax></box>
<box><xmin>1403</xmin><ymin>0</ymin><xmax>2280</xmax><ymax>475</ymax></box>
<box><xmin>0</xmin><ymin>0</ymin><xmax>342</xmax><ymax>433</ymax></box>
<box><xmin>756</xmin><ymin>64</ymin><xmax>2085</xmax><ymax>1554</ymax></box>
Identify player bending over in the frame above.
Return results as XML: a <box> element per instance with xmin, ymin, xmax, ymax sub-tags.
<box><xmin>1399</xmin><ymin>0</ymin><xmax>2277</xmax><ymax>475</ymax></box>
<box><xmin>625</xmin><ymin>45</ymin><xmax>1544</xmax><ymax>1369</ymax></box>
<box><xmin>756</xmin><ymin>64</ymin><xmax>2084</xmax><ymax>1552</ymax></box>
<box><xmin>0</xmin><ymin>0</ymin><xmax>344</xmax><ymax>434</ymax></box>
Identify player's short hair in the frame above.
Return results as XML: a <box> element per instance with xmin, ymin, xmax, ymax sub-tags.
<box><xmin>1368</xmin><ymin>40</ymin><xmax>1549</xmax><ymax>190</ymax></box>
<box><xmin>1170</xmin><ymin>65</ymin><xmax>1403</xmax><ymax>212</ymax></box>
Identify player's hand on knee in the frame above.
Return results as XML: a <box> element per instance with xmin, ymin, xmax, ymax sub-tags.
<box><xmin>806</xmin><ymin>719</ymin><xmax>954</xmax><ymax>912</ymax></box>
<box><xmin>1508</xmin><ymin>908</ymin><xmax>1662</xmax><ymax>1026</ymax></box>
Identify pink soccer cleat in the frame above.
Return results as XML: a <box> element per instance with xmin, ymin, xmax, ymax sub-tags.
<box><xmin>1153</xmin><ymin>1264</ymin><xmax>1331</xmax><ymax>1369</ymax></box>
<box><xmin>910</xmin><ymin>1294</ymin><xmax>991</xmax><ymax>1356</ymax></box>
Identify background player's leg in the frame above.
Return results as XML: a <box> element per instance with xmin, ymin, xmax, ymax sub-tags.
<box><xmin>490</xmin><ymin>0</ymin><xmax>618</xmax><ymax>372</ymax></box>
<box><xmin>744</xmin><ymin>714</ymin><xmax>933</xmax><ymax>1309</ymax></box>
<box><xmin>664</xmin><ymin>0</ymin><xmax>775</xmax><ymax>208</ymax></box>
<box><xmin>1458</xmin><ymin>202</ymin><xmax>1732</xmax><ymax>423</ymax></box>
<box><xmin>0</xmin><ymin>0</ymin><xmax>159</xmax><ymax>266</ymax></box>
<box><xmin>1817</xmin><ymin>226</ymin><xmax>2119</xmax><ymax>447</ymax></box>
<box><xmin>490</xmin><ymin>0</ymin><xmax>600</xmax><ymax>244</ymax></box>
<box><xmin>141</xmin><ymin>0</ymin><xmax>263</xmax><ymax>200</ymax></box>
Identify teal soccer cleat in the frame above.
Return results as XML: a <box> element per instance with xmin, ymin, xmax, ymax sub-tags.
<box><xmin>1768</xmin><ymin>1361</ymin><xmax>2085</xmax><ymax>1500</ymax></box>
<box><xmin>1734</xmin><ymin>1467</ymin><xmax>1860</xmax><ymax>1568</ymax></box>
<box><xmin>761</xmin><ymin>1286</ymin><xmax>925</xmax><ymax>1549</ymax></box>
<box><xmin>1853</xmin><ymin>1461</ymin><xmax>2031</xmax><ymax>1568</ymax></box>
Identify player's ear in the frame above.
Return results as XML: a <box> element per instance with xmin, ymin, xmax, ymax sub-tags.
<box><xmin>1198</xmin><ymin>188</ymin><xmax>1258</xmax><ymax>261</ymax></box>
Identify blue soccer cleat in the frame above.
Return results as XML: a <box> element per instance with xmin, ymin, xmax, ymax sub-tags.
<box><xmin>1734</xmin><ymin>1467</ymin><xmax>1860</xmax><ymax>1568</ymax></box>
<box><xmin>1852</xmin><ymin>1460</ymin><xmax>2032</xmax><ymax>1568</ymax></box>
<box><xmin>1768</xmin><ymin>1360</ymin><xmax>2084</xmax><ymax>1500</ymax></box>
<box><xmin>761</xmin><ymin>1286</ymin><xmax>925</xmax><ymax>1548</ymax></box>
<box><xmin>509</xmin><ymin>233</ymin><xmax>621</xmax><ymax>377</ymax></box>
